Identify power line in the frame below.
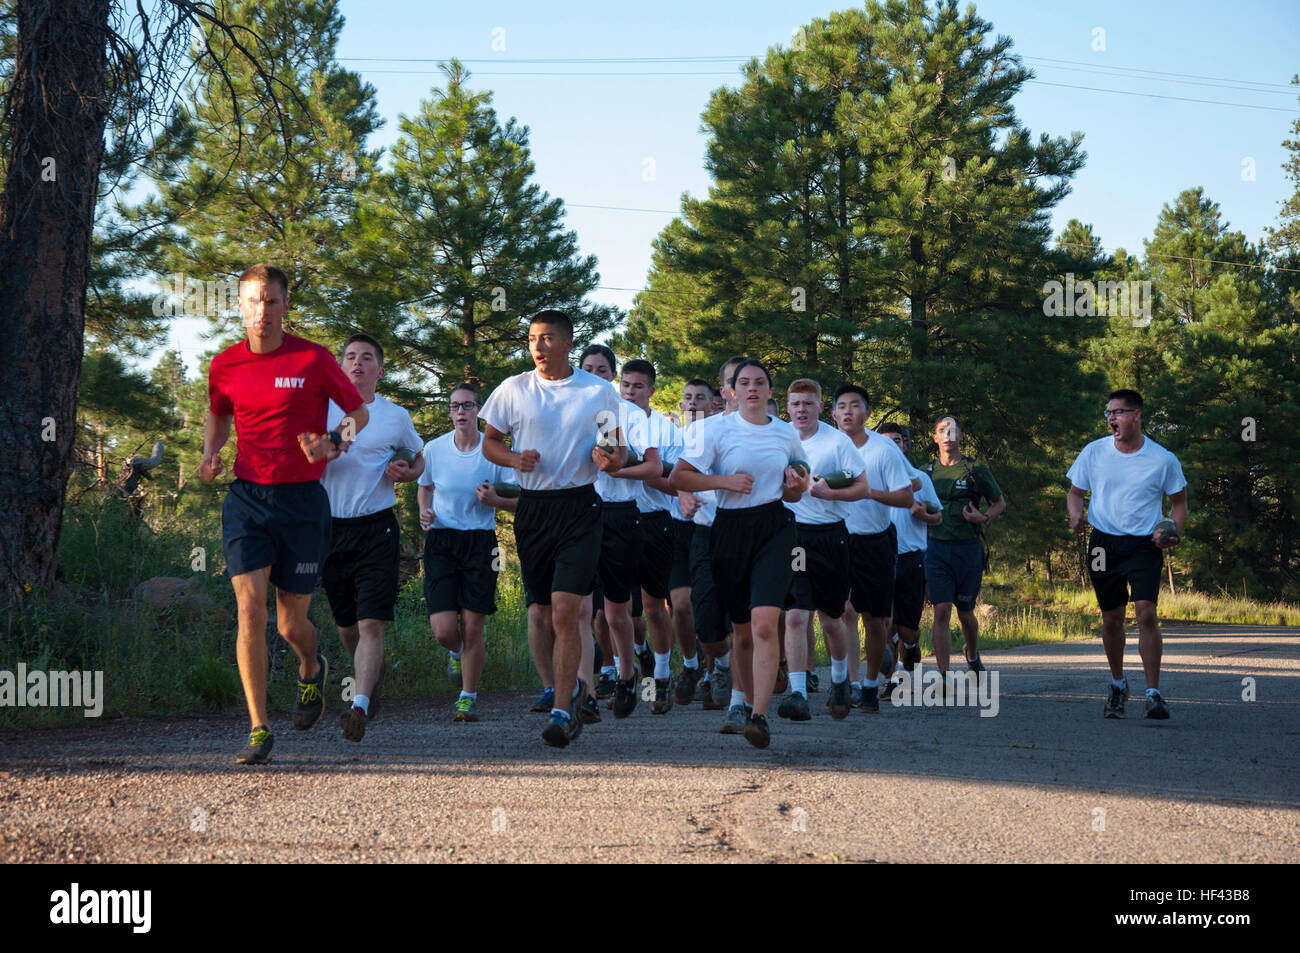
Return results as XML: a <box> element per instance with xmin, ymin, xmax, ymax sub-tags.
<box><xmin>1024</xmin><ymin>79</ymin><xmax>1298</xmax><ymax>114</ymax></box>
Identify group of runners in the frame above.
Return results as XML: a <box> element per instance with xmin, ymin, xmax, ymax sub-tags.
<box><xmin>203</xmin><ymin>264</ymin><xmax>1188</xmax><ymax>762</ymax></box>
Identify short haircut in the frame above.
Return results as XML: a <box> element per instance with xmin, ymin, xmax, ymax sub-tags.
<box><xmin>684</xmin><ymin>378</ymin><xmax>714</xmax><ymax>396</ymax></box>
<box><xmin>878</xmin><ymin>421</ymin><xmax>911</xmax><ymax>444</ymax></box>
<box><xmin>1108</xmin><ymin>388</ymin><xmax>1144</xmax><ymax>409</ymax></box>
<box><xmin>341</xmin><ymin>333</ymin><xmax>383</xmax><ymax>366</ymax></box>
<box><xmin>622</xmin><ymin>358</ymin><xmax>656</xmax><ymax>384</ymax></box>
<box><xmin>934</xmin><ymin>414</ymin><xmax>962</xmax><ymax>435</ymax></box>
<box><xmin>719</xmin><ymin>355</ymin><xmax>747</xmax><ymax>389</ymax></box>
<box><xmin>832</xmin><ymin>383</ymin><xmax>870</xmax><ymax>409</ymax></box>
<box><xmin>239</xmin><ymin>263</ymin><xmax>289</xmax><ymax>295</ymax></box>
<box><xmin>787</xmin><ymin>378</ymin><xmax>822</xmax><ymax>400</ymax></box>
<box><xmin>450</xmin><ymin>381</ymin><xmax>481</xmax><ymax>401</ymax></box>
<box><xmin>530</xmin><ymin>309</ymin><xmax>573</xmax><ymax>338</ymax></box>
<box><xmin>729</xmin><ymin>357</ymin><xmax>771</xmax><ymax>389</ymax></box>
<box><xmin>579</xmin><ymin>344</ymin><xmax>617</xmax><ymax>375</ymax></box>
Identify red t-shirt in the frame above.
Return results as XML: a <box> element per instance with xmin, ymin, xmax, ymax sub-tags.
<box><xmin>208</xmin><ymin>333</ymin><xmax>363</xmax><ymax>484</ymax></box>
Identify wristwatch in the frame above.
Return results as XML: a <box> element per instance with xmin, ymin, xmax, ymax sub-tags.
<box><xmin>327</xmin><ymin>430</ymin><xmax>342</xmax><ymax>447</ymax></box>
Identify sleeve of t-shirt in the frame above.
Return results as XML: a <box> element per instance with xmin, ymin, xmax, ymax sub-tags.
<box><xmin>919</xmin><ymin>474</ymin><xmax>941</xmax><ymax>509</ymax></box>
<box><xmin>680</xmin><ymin>418</ymin><xmax>718</xmax><ymax>474</ymax></box>
<box><xmin>492</xmin><ymin>463</ymin><xmax>517</xmax><ymax>486</ymax></box>
<box><xmin>399</xmin><ymin>411</ymin><xmax>422</xmax><ymax>453</ymax></box>
<box><xmin>834</xmin><ymin>435</ymin><xmax>862</xmax><ymax>476</ymax></box>
<box><xmin>1065</xmin><ymin>445</ymin><xmax>1091</xmax><ymax>491</ymax></box>
<box><xmin>478</xmin><ymin>381</ymin><xmax>514</xmax><ymax>436</ymax></box>
<box><xmin>208</xmin><ymin>359</ymin><xmax>233</xmax><ymax>417</ymax></box>
<box><xmin>974</xmin><ymin>462</ymin><xmax>1003</xmax><ymax>502</ymax></box>
<box><xmin>624</xmin><ymin>407</ymin><xmax>649</xmax><ymax>457</ymax></box>
<box><xmin>320</xmin><ymin>351</ymin><xmax>364</xmax><ymax>414</ymax></box>
<box><xmin>1163</xmin><ymin>452</ymin><xmax>1188</xmax><ymax>495</ymax></box>
<box><xmin>881</xmin><ymin>440</ymin><xmax>913</xmax><ymax>491</ymax></box>
<box><xmin>417</xmin><ymin>439</ymin><xmax>437</xmax><ymax>487</ymax></box>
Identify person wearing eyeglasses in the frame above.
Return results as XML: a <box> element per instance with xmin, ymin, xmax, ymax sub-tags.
<box><xmin>1067</xmin><ymin>389</ymin><xmax>1187</xmax><ymax>720</ymax></box>
<box><xmin>321</xmin><ymin>333</ymin><xmax>424</xmax><ymax>744</ymax></box>
<box><xmin>417</xmin><ymin>382</ymin><xmax>519</xmax><ymax>725</ymax></box>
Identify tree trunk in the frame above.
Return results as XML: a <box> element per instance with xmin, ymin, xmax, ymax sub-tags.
<box><xmin>0</xmin><ymin>0</ymin><xmax>111</xmax><ymax>605</ymax></box>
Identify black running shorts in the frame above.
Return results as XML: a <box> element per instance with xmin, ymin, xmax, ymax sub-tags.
<box><xmin>788</xmin><ymin>520</ymin><xmax>850</xmax><ymax>618</ymax></box>
<box><xmin>1088</xmin><ymin>529</ymin><xmax>1163</xmax><ymax>611</ymax></box>
<box><xmin>322</xmin><ymin>508</ymin><xmax>400</xmax><ymax>625</ymax></box>
<box><xmin>848</xmin><ymin>526</ymin><xmax>897</xmax><ymax>618</ymax></box>
<box><xmin>637</xmin><ymin>509</ymin><xmax>673</xmax><ymax>600</ymax></box>
<box><xmin>892</xmin><ymin>548</ymin><xmax>927</xmax><ymax>630</ymax></box>
<box><xmin>709</xmin><ymin>500</ymin><xmax>797</xmax><ymax>625</ymax></box>
<box><xmin>598</xmin><ymin>501</ymin><xmax>640</xmax><ymax>605</ymax></box>
<box><xmin>222</xmin><ymin>478</ymin><xmax>332</xmax><ymax>594</ymax></box>
<box><xmin>514</xmin><ymin>485</ymin><xmax>602</xmax><ymax>605</ymax></box>
<box><xmin>423</xmin><ymin>527</ymin><xmax>499</xmax><ymax>616</ymax></box>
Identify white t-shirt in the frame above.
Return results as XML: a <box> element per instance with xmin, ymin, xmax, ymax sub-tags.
<box><xmin>680</xmin><ymin>412</ymin><xmax>805</xmax><ymax>511</ymax></box>
<box><xmin>785</xmin><ymin>421</ymin><xmax>862</xmax><ymax>525</ymax></box>
<box><xmin>636</xmin><ymin>408</ymin><xmax>681</xmax><ymax>514</ymax></box>
<box><xmin>679</xmin><ymin>416</ymin><xmax>719</xmax><ymax>526</ymax></box>
<box><xmin>322</xmin><ymin>394</ymin><xmax>422</xmax><ymax>519</ymax></box>
<box><xmin>1066</xmin><ymin>435</ymin><xmax>1187</xmax><ymax>537</ymax></box>
<box><xmin>417</xmin><ymin>430</ymin><xmax>515</xmax><ymax>532</ymax></box>
<box><xmin>893</xmin><ymin>467</ymin><xmax>940</xmax><ymax>553</ymax></box>
<box><xmin>594</xmin><ymin>398</ymin><xmax>649</xmax><ymax>504</ymax></box>
<box><xmin>843</xmin><ymin>430</ymin><xmax>915</xmax><ymax>535</ymax></box>
<box><xmin>478</xmin><ymin>367</ymin><xmax>625</xmax><ymax>492</ymax></box>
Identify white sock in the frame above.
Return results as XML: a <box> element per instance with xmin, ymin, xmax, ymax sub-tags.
<box><xmin>1146</xmin><ymin>687</ymin><xmax>1160</xmax><ymax>697</ymax></box>
<box><xmin>353</xmin><ymin>694</ymin><xmax>370</xmax><ymax>714</ymax></box>
<box><xmin>459</xmin><ymin>691</ymin><xmax>477</xmax><ymax>701</ymax></box>
<box><xmin>450</xmin><ymin>649</ymin><xmax>462</xmax><ymax>660</ymax></box>
<box><xmin>1112</xmin><ymin>676</ymin><xmax>1127</xmax><ymax>689</ymax></box>
<box><xmin>634</xmin><ymin>641</ymin><xmax>647</xmax><ymax>654</ymax></box>
<box><xmin>851</xmin><ymin>680</ymin><xmax>862</xmax><ymax>690</ymax></box>
<box><xmin>789</xmin><ymin>671</ymin><xmax>807</xmax><ymax>695</ymax></box>
<box><xmin>716</xmin><ymin>650</ymin><xmax>731</xmax><ymax>669</ymax></box>
<box><xmin>830</xmin><ymin>657</ymin><xmax>848</xmax><ymax>682</ymax></box>
<box><xmin>602</xmin><ymin>664</ymin><xmax>617</xmax><ymax>677</ymax></box>
<box><xmin>551</xmin><ymin>707</ymin><xmax>568</xmax><ymax>720</ymax></box>
<box><xmin>730</xmin><ymin>689</ymin><xmax>745</xmax><ymax>708</ymax></box>
<box><xmin>700</xmin><ymin>669</ymin><xmax>712</xmax><ymax>683</ymax></box>
<box><xmin>654</xmin><ymin>651</ymin><xmax>671</xmax><ymax>679</ymax></box>
<box><xmin>683</xmin><ymin>654</ymin><xmax>699</xmax><ymax>669</ymax></box>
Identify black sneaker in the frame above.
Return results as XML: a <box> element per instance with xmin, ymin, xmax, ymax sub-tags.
<box><xmin>902</xmin><ymin>641</ymin><xmax>921</xmax><ymax>671</ymax></box>
<box><xmin>1104</xmin><ymin>681</ymin><xmax>1129</xmax><ymax>719</ymax></box>
<box><xmin>338</xmin><ymin>706</ymin><xmax>366</xmax><ymax>742</ymax></box>
<box><xmin>774</xmin><ymin>660</ymin><xmax>789</xmax><ymax>694</ymax></box>
<box><xmin>613</xmin><ymin>676</ymin><xmax>638</xmax><ymax>718</ymax></box>
<box><xmin>849</xmin><ymin>683</ymin><xmax>862</xmax><ymax>707</ymax></box>
<box><xmin>806</xmin><ymin>671</ymin><xmax>820</xmax><ymax>693</ymax></box>
<box><xmin>235</xmin><ymin>725</ymin><xmax>273</xmax><ymax>764</ymax></box>
<box><xmin>580</xmin><ymin>693</ymin><xmax>602</xmax><ymax>725</ymax></box>
<box><xmin>675</xmin><ymin>665</ymin><xmax>700</xmax><ymax>704</ymax></box>
<box><xmin>966</xmin><ymin>653</ymin><xmax>986</xmax><ymax>679</ymax></box>
<box><xmin>777</xmin><ymin>691</ymin><xmax>811</xmax><ymax>721</ymax></box>
<box><xmin>292</xmin><ymin>652</ymin><xmax>329</xmax><ymax>730</ymax></box>
<box><xmin>636</xmin><ymin>645</ymin><xmax>654</xmax><ymax>682</ymax></box>
<box><xmin>744</xmin><ymin>713</ymin><xmax>771</xmax><ymax>749</ymax></box>
<box><xmin>828</xmin><ymin>679</ymin><xmax>851</xmax><ymax>720</ymax></box>
<box><xmin>652</xmin><ymin>677</ymin><xmax>674</xmax><ymax>714</ymax></box>
<box><xmin>881</xmin><ymin>677</ymin><xmax>899</xmax><ymax>702</ymax></box>
<box><xmin>1144</xmin><ymin>690</ymin><xmax>1170</xmax><ymax>720</ymax></box>
<box><xmin>566</xmin><ymin>680</ymin><xmax>588</xmax><ymax>742</ymax></box>
<box><xmin>594</xmin><ymin>671</ymin><xmax>617</xmax><ymax>699</ymax></box>
<box><xmin>542</xmin><ymin>711</ymin><xmax>572</xmax><ymax>747</ymax></box>
<box><xmin>858</xmin><ymin>684</ymin><xmax>879</xmax><ymax>713</ymax></box>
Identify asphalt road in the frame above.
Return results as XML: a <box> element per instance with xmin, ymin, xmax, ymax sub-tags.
<box><xmin>2</xmin><ymin>624</ymin><xmax>1297</xmax><ymax>863</ymax></box>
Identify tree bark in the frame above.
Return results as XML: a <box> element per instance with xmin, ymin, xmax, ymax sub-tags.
<box><xmin>0</xmin><ymin>0</ymin><xmax>111</xmax><ymax>605</ymax></box>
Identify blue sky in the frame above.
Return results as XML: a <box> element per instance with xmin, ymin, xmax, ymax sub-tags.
<box><xmin>160</xmin><ymin>0</ymin><xmax>1300</xmax><ymax>369</ymax></box>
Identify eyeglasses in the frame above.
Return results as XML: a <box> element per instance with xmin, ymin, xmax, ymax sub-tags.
<box><xmin>1102</xmin><ymin>408</ymin><xmax>1138</xmax><ymax>419</ymax></box>
<box><xmin>450</xmin><ymin>401</ymin><xmax>479</xmax><ymax>411</ymax></box>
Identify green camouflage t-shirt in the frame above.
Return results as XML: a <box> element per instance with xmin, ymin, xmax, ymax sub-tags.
<box><xmin>927</xmin><ymin>458</ymin><xmax>1003</xmax><ymax>542</ymax></box>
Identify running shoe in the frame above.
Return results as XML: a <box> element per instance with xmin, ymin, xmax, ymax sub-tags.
<box><xmin>694</xmin><ymin>674</ymin><xmax>712</xmax><ymax>706</ymax></box>
<box><xmin>709</xmin><ymin>665</ymin><xmax>732</xmax><ymax>711</ymax></box>
<box><xmin>858</xmin><ymin>684</ymin><xmax>879</xmax><ymax>714</ymax></box>
<box><xmin>531</xmin><ymin>687</ymin><xmax>555</xmax><ymax>713</ymax></box>
<box><xmin>849</xmin><ymin>683</ymin><xmax>862</xmax><ymax>707</ymax></box>
<box><xmin>567</xmin><ymin>681</ymin><xmax>588</xmax><ymax>741</ymax></box>
<box><xmin>828</xmin><ymin>679</ymin><xmax>851</xmax><ymax>720</ymax></box>
<box><xmin>807</xmin><ymin>671</ymin><xmax>820</xmax><ymax>693</ymax></box>
<box><xmin>594</xmin><ymin>671</ymin><xmax>617</xmax><ymax>699</ymax></box>
<box><xmin>454</xmin><ymin>696</ymin><xmax>478</xmax><ymax>723</ymax></box>
<box><xmin>652</xmin><ymin>677</ymin><xmax>674</xmax><ymax>715</ymax></box>
<box><xmin>675</xmin><ymin>665</ymin><xmax>700</xmax><ymax>705</ymax></box>
<box><xmin>338</xmin><ymin>705</ymin><xmax>366</xmax><ymax>742</ymax></box>
<box><xmin>774</xmin><ymin>660</ymin><xmax>789</xmax><ymax>694</ymax></box>
<box><xmin>542</xmin><ymin>711</ymin><xmax>572</xmax><ymax>747</ymax></box>
<box><xmin>613</xmin><ymin>676</ymin><xmax>638</xmax><ymax>718</ymax></box>
<box><xmin>636</xmin><ymin>645</ymin><xmax>654</xmax><ymax>682</ymax></box>
<box><xmin>291</xmin><ymin>652</ymin><xmax>329</xmax><ymax>730</ymax></box>
<box><xmin>777</xmin><ymin>691</ymin><xmax>811</xmax><ymax>721</ymax></box>
<box><xmin>719</xmin><ymin>704</ymin><xmax>746</xmax><ymax>734</ymax></box>
<box><xmin>1144</xmin><ymin>690</ymin><xmax>1170</xmax><ymax>720</ymax></box>
<box><xmin>235</xmin><ymin>725</ymin><xmax>273</xmax><ymax>764</ymax></box>
<box><xmin>902</xmin><ymin>641</ymin><xmax>921</xmax><ymax>671</ymax></box>
<box><xmin>881</xmin><ymin>676</ymin><xmax>900</xmax><ymax>702</ymax></box>
<box><xmin>966</xmin><ymin>653</ymin><xmax>985</xmax><ymax>675</ymax></box>
<box><xmin>1104</xmin><ymin>682</ymin><xmax>1129</xmax><ymax>719</ymax></box>
<box><xmin>580</xmin><ymin>693</ymin><xmax>602</xmax><ymax>724</ymax></box>
<box><xmin>447</xmin><ymin>655</ymin><xmax>462</xmax><ymax>689</ymax></box>
<box><xmin>881</xmin><ymin>644</ymin><xmax>896</xmax><ymax>678</ymax></box>
<box><xmin>744</xmin><ymin>713</ymin><xmax>771</xmax><ymax>749</ymax></box>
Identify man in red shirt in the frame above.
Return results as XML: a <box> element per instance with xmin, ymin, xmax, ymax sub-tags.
<box><xmin>201</xmin><ymin>263</ymin><xmax>369</xmax><ymax>764</ymax></box>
